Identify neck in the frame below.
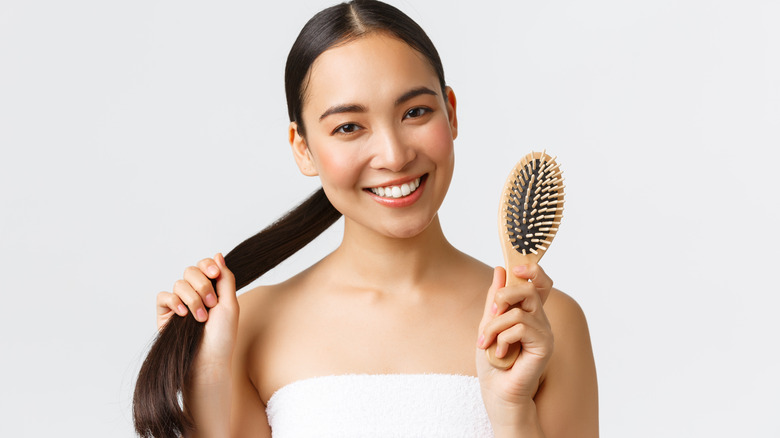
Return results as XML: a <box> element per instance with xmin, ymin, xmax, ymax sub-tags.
<box><xmin>329</xmin><ymin>215</ymin><xmax>458</xmax><ymax>293</ymax></box>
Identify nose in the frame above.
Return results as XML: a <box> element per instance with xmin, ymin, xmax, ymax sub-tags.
<box><xmin>369</xmin><ymin>126</ymin><xmax>416</xmax><ymax>172</ymax></box>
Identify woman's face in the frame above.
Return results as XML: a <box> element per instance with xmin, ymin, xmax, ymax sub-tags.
<box><xmin>290</xmin><ymin>32</ymin><xmax>458</xmax><ymax>239</ymax></box>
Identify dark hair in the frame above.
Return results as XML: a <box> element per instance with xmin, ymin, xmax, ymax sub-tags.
<box><xmin>133</xmin><ymin>1</ymin><xmax>446</xmax><ymax>437</ymax></box>
<box><xmin>286</xmin><ymin>0</ymin><xmax>446</xmax><ymax>137</ymax></box>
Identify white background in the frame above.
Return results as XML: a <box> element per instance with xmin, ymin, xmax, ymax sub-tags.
<box><xmin>1</xmin><ymin>0</ymin><xmax>778</xmax><ymax>436</ymax></box>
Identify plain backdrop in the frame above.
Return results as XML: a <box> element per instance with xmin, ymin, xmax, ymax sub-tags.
<box><xmin>1</xmin><ymin>0</ymin><xmax>778</xmax><ymax>436</ymax></box>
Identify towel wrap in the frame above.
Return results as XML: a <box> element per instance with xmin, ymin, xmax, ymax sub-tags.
<box><xmin>266</xmin><ymin>374</ymin><xmax>494</xmax><ymax>437</ymax></box>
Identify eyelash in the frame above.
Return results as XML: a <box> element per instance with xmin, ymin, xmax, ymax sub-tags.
<box><xmin>404</xmin><ymin>106</ymin><xmax>432</xmax><ymax>119</ymax></box>
<box><xmin>333</xmin><ymin>123</ymin><xmax>361</xmax><ymax>135</ymax></box>
<box><xmin>331</xmin><ymin>107</ymin><xmax>433</xmax><ymax>135</ymax></box>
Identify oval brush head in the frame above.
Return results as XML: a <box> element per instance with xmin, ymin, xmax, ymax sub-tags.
<box><xmin>486</xmin><ymin>150</ymin><xmax>565</xmax><ymax>369</ymax></box>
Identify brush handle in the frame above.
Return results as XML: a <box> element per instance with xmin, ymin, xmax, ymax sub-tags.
<box><xmin>485</xmin><ymin>272</ymin><xmax>524</xmax><ymax>369</ymax></box>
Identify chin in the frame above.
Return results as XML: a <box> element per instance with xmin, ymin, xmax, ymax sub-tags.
<box><xmin>381</xmin><ymin>215</ymin><xmax>437</xmax><ymax>239</ymax></box>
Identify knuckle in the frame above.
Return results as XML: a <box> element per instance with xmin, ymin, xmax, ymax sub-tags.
<box><xmin>497</xmin><ymin>329</ymin><xmax>516</xmax><ymax>345</ymax></box>
<box><xmin>172</xmin><ymin>279</ymin><xmax>189</xmax><ymax>292</ymax></box>
<box><xmin>504</xmin><ymin>325</ymin><xmax>525</xmax><ymax>342</ymax></box>
<box><xmin>180</xmin><ymin>293</ymin><xmax>202</xmax><ymax>308</ymax></box>
<box><xmin>507</xmin><ymin>306</ymin><xmax>523</xmax><ymax>320</ymax></box>
<box><xmin>192</xmin><ymin>277</ymin><xmax>212</xmax><ymax>296</ymax></box>
<box><xmin>485</xmin><ymin>320</ymin><xmax>502</xmax><ymax>337</ymax></box>
<box><xmin>494</xmin><ymin>289</ymin><xmax>508</xmax><ymax>305</ymax></box>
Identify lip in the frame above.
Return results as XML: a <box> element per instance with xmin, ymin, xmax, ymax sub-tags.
<box><xmin>364</xmin><ymin>174</ymin><xmax>428</xmax><ymax>208</ymax></box>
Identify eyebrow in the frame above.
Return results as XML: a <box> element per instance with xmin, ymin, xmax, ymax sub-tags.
<box><xmin>319</xmin><ymin>104</ymin><xmax>367</xmax><ymax>121</ymax></box>
<box><xmin>318</xmin><ymin>86</ymin><xmax>439</xmax><ymax>121</ymax></box>
<box><xmin>394</xmin><ymin>86</ymin><xmax>438</xmax><ymax>106</ymax></box>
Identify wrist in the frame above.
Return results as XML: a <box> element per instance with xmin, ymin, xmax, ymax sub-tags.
<box><xmin>191</xmin><ymin>354</ymin><xmax>233</xmax><ymax>384</ymax></box>
<box><xmin>489</xmin><ymin>399</ymin><xmax>545</xmax><ymax>438</ymax></box>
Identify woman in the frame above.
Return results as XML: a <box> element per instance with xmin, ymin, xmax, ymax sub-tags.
<box><xmin>134</xmin><ymin>1</ymin><xmax>598</xmax><ymax>436</ymax></box>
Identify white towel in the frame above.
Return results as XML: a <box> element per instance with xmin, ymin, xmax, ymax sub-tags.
<box><xmin>266</xmin><ymin>374</ymin><xmax>493</xmax><ymax>437</ymax></box>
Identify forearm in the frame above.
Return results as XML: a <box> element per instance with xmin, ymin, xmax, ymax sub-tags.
<box><xmin>182</xmin><ymin>364</ymin><xmax>233</xmax><ymax>438</ymax></box>
<box><xmin>490</xmin><ymin>400</ymin><xmax>546</xmax><ymax>438</ymax></box>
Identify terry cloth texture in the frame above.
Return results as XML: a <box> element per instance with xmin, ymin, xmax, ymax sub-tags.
<box><xmin>266</xmin><ymin>373</ymin><xmax>494</xmax><ymax>437</ymax></box>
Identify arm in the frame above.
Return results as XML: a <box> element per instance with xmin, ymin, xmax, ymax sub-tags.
<box><xmin>534</xmin><ymin>290</ymin><xmax>599</xmax><ymax>437</ymax></box>
<box><xmin>476</xmin><ymin>265</ymin><xmax>598</xmax><ymax>437</ymax></box>
<box><xmin>159</xmin><ymin>254</ymin><xmax>271</xmax><ymax>437</ymax></box>
<box><xmin>182</xmin><ymin>299</ymin><xmax>272</xmax><ymax>438</ymax></box>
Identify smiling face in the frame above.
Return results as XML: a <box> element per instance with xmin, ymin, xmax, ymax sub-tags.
<box><xmin>290</xmin><ymin>32</ymin><xmax>458</xmax><ymax>239</ymax></box>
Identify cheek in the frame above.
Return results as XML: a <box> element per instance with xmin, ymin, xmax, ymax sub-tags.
<box><xmin>312</xmin><ymin>146</ymin><xmax>362</xmax><ymax>188</ymax></box>
<box><xmin>417</xmin><ymin>121</ymin><xmax>455</xmax><ymax>165</ymax></box>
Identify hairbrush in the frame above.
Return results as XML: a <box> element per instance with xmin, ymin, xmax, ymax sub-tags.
<box><xmin>486</xmin><ymin>150</ymin><xmax>565</xmax><ymax>369</ymax></box>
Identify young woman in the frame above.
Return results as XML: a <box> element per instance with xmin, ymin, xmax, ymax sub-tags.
<box><xmin>134</xmin><ymin>1</ymin><xmax>598</xmax><ymax>437</ymax></box>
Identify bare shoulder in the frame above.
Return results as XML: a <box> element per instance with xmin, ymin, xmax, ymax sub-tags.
<box><xmin>235</xmin><ymin>280</ymin><xmax>297</xmax><ymax>345</ymax></box>
<box><xmin>536</xmin><ymin>287</ymin><xmax>599</xmax><ymax>437</ymax></box>
<box><xmin>541</xmin><ymin>287</ymin><xmax>595</xmax><ymax>381</ymax></box>
<box><xmin>544</xmin><ymin>288</ymin><xmax>590</xmax><ymax>334</ymax></box>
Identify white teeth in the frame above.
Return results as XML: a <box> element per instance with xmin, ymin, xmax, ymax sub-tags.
<box><xmin>370</xmin><ymin>177</ymin><xmax>422</xmax><ymax>198</ymax></box>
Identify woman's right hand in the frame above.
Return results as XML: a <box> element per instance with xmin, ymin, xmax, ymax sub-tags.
<box><xmin>156</xmin><ymin>253</ymin><xmax>239</xmax><ymax>370</ymax></box>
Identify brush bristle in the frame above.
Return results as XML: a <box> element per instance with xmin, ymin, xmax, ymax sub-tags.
<box><xmin>503</xmin><ymin>151</ymin><xmax>565</xmax><ymax>255</ymax></box>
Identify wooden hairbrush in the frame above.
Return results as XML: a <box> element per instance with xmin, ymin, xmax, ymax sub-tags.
<box><xmin>486</xmin><ymin>150</ymin><xmax>565</xmax><ymax>369</ymax></box>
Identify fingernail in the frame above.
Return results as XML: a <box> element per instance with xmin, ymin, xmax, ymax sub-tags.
<box><xmin>477</xmin><ymin>334</ymin><xmax>485</xmax><ymax>348</ymax></box>
<box><xmin>208</xmin><ymin>266</ymin><xmax>219</xmax><ymax>277</ymax></box>
<box><xmin>196</xmin><ymin>308</ymin><xmax>207</xmax><ymax>322</ymax></box>
<box><xmin>491</xmin><ymin>302</ymin><xmax>498</xmax><ymax>315</ymax></box>
<box><xmin>513</xmin><ymin>265</ymin><xmax>527</xmax><ymax>275</ymax></box>
<box><xmin>177</xmin><ymin>304</ymin><xmax>187</xmax><ymax>315</ymax></box>
<box><xmin>205</xmin><ymin>293</ymin><xmax>217</xmax><ymax>307</ymax></box>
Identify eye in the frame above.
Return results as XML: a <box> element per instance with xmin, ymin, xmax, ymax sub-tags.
<box><xmin>404</xmin><ymin>107</ymin><xmax>431</xmax><ymax>119</ymax></box>
<box><xmin>333</xmin><ymin>123</ymin><xmax>362</xmax><ymax>135</ymax></box>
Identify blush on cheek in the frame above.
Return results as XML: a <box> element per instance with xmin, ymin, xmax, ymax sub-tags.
<box><xmin>315</xmin><ymin>152</ymin><xmax>362</xmax><ymax>188</ymax></box>
<box><xmin>422</xmin><ymin>123</ymin><xmax>455</xmax><ymax>162</ymax></box>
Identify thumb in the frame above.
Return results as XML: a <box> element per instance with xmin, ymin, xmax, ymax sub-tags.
<box><xmin>214</xmin><ymin>253</ymin><xmax>237</xmax><ymax>305</ymax></box>
<box><xmin>479</xmin><ymin>266</ymin><xmax>506</xmax><ymax>333</ymax></box>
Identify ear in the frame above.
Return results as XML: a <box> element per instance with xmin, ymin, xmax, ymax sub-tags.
<box><xmin>289</xmin><ymin>122</ymin><xmax>318</xmax><ymax>176</ymax></box>
<box><xmin>444</xmin><ymin>86</ymin><xmax>458</xmax><ymax>140</ymax></box>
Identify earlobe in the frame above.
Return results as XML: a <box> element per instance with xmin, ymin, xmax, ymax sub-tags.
<box><xmin>445</xmin><ymin>86</ymin><xmax>458</xmax><ymax>140</ymax></box>
<box><xmin>289</xmin><ymin>122</ymin><xmax>319</xmax><ymax>176</ymax></box>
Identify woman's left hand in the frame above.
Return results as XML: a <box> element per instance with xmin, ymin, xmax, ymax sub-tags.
<box><xmin>476</xmin><ymin>264</ymin><xmax>554</xmax><ymax>427</ymax></box>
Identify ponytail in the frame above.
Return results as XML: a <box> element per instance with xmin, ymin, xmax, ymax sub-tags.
<box><xmin>132</xmin><ymin>188</ymin><xmax>341</xmax><ymax>438</ymax></box>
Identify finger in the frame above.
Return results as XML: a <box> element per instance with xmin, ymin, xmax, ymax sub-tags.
<box><xmin>183</xmin><ymin>265</ymin><xmax>218</xmax><ymax>308</ymax></box>
<box><xmin>494</xmin><ymin>323</ymin><xmax>528</xmax><ymax>359</ymax></box>
<box><xmin>511</xmin><ymin>263</ymin><xmax>553</xmax><ymax>304</ymax></box>
<box><xmin>156</xmin><ymin>291</ymin><xmax>188</xmax><ymax>317</ymax></box>
<box><xmin>197</xmin><ymin>257</ymin><xmax>221</xmax><ymax>280</ymax></box>
<box><xmin>481</xmin><ymin>307</ymin><xmax>552</xmax><ymax>357</ymax></box>
<box><xmin>479</xmin><ymin>267</ymin><xmax>506</xmax><ymax>334</ymax></box>
<box><xmin>479</xmin><ymin>307</ymin><xmax>528</xmax><ymax>354</ymax></box>
<box><xmin>173</xmin><ymin>279</ymin><xmax>209</xmax><ymax>322</ymax></box>
<box><xmin>156</xmin><ymin>291</ymin><xmax>187</xmax><ymax>331</ymax></box>
<box><xmin>493</xmin><ymin>281</ymin><xmax>542</xmax><ymax>315</ymax></box>
<box><xmin>214</xmin><ymin>253</ymin><xmax>237</xmax><ymax>305</ymax></box>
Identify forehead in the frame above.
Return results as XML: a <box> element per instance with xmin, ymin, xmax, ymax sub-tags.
<box><xmin>302</xmin><ymin>33</ymin><xmax>440</xmax><ymax>113</ymax></box>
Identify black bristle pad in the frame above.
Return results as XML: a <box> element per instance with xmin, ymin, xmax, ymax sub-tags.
<box><xmin>505</xmin><ymin>157</ymin><xmax>563</xmax><ymax>255</ymax></box>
